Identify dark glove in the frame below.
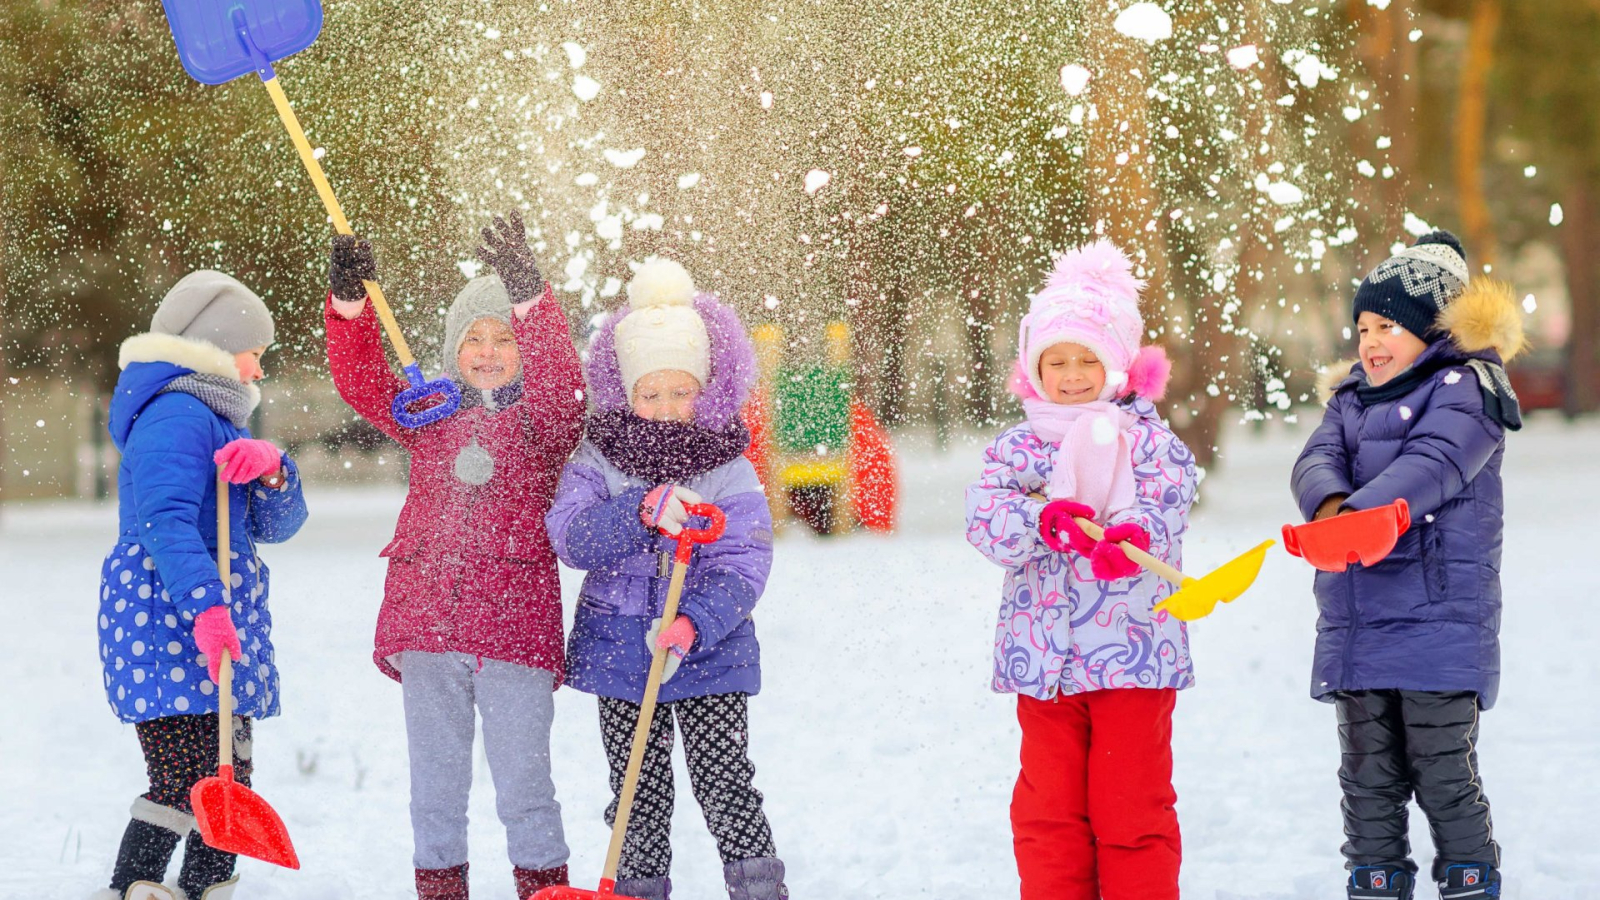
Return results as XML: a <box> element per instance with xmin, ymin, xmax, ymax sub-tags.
<box><xmin>329</xmin><ymin>234</ymin><xmax>377</xmax><ymax>302</ymax></box>
<box><xmin>475</xmin><ymin>210</ymin><xmax>543</xmax><ymax>304</ymax></box>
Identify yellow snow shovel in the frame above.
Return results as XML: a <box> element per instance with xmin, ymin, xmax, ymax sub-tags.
<box><xmin>1030</xmin><ymin>493</ymin><xmax>1272</xmax><ymax>620</ymax></box>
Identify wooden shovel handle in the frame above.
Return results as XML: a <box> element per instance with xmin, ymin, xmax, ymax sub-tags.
<box><xmin>216</xmin><ymin>469</ymin><xmax>234</xmax><ymax>771</ymax></box>
<box><xmin>260</xmin><ymin>76</ymin><xmax>416</xmax><ymax>369</ymax></box>
<box><xmin>1029</xmin><ymin>492</ymin><xmax>1191</xmax><ymax>587</ymax></box>
<box><xmin>601</xmin><ymin>557</ymin><xmax>690</xmax><ymax>882</ymax></box>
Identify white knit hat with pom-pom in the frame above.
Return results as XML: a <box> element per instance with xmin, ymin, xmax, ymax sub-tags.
<box><xmin>615</xmin><ymin>258</ymin><xmax>711</xmax><ymax>395</ymax></box>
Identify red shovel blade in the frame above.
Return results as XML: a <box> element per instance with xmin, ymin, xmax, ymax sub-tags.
<box><xmin>190</xmin><ymin>765</ymin><xmax>300</xmax><ymax>869</ymax></box>
<box><xmin>531</xmin><ymin>878</ymin><xmax>644</xmax><ymax>900</ymax></box>
<box><xmin>1282</xmin><ymin>499</ymin><xmax>1411</xmax><ymax>572</ymax></box>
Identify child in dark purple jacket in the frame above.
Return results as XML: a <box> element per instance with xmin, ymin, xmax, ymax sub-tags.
<box><xmin>1291</xmin><ymin>231</ymin><xmax>1524</xmax><ymax>900</ymax></box>
<box><xmin>546</xmin><ymin>258</ymin><xmax>785</xmax><ymax>900</ymax></box>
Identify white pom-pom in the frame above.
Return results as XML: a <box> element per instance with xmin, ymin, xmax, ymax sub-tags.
<box><xmin>627</xmin><ymin>257</ymin><xmax>696</xmax><ymax>308</ymax></box>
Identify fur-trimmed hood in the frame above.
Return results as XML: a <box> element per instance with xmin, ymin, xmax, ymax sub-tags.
<box><xmin>110</xmin><ymin>332</ymin><xmax>259</xmax><ymax>447</ymax></box>
<box><xmin>585</xmin><ymin>292</ymin><xmax>758</xmax><ymax>431</ymax></box>
<box><xmin>1316</xmin><ymin>276</ymin><xmax>1526</xmax><ymax>406</ymax></box>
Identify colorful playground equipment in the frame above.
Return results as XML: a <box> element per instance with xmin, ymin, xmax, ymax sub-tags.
<box><xmin>743</xmin><ymin>322</ymin><xmax>898</xmax><ymax>535</ymax></box>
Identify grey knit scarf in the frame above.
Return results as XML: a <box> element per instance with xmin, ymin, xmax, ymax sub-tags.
<box><xmin>159</xmin><ymin>373</ymin><xmax>259</xmax><ymax>428</ymax></box>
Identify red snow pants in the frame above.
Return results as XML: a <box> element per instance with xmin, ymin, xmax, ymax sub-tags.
<box><xmin>1012</xmin><ymin>687</ymin><xmax>1181</xmax><ymax>900</ymax></box>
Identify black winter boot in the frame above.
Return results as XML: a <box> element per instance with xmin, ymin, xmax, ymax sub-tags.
<box><xmin>108</xmin><ymin>799</ymin><xmax>189</xmax><ymax>892</ymax></box>
<box><xmin>1437</xmin><ymin>863</ymin><xmax>1501</xmax><ymax>899</ymax></box>
<box><xmin>1348</xmin><ymin>865</ymin><xmax>1415</xmax><ymax>900</ymax></box>
<box><xmin>175</xmin><ymin>830</ymin><xmax>236</xmax><ymax>899</ymax></box>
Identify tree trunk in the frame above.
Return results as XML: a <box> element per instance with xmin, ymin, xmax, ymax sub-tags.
<box><xmin>1454</xmin><ymin>0</ymin><xmax>1501</xmax><ymax>266</ymax></box>
<box><xmin>1560</xmin><ymin>177</ymin><xmax>1599</xmax><ymax>417</ymax></box>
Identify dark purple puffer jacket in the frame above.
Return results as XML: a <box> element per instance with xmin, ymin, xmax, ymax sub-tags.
<box><xmin>1291</xmin><ymin>281</ymin><xmax>1524</xmax><ymax>709</ymax></box>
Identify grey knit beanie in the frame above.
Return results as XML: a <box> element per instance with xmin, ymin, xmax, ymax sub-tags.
<box><xmin>151</xmin><ymin>270</ymin><xmax>275</xmax><ymax>353</ymax></box>
<box><xmin>443</xmin><ymin>274</ymin><xmax>514</xmax><ymax>378</ymax></box>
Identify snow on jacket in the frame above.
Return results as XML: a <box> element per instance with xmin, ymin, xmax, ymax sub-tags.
<box><xmin>324</xmin><ymin>286</ymin><xmax>584</xmax><ymax>682</ymax></box>
<box><xmin>546</xmin><ymin>444</ymin><xmax>773</xmax><ymax>703</ymax></box>
<box><xmin>1291</xmin><ymin>279</ymin><xmax>1525</xmax><ymax>709</ymax></box>
<box><xmin>100</xmin><ymin>333</ymin><xmax>308</xmax><ymax>724</ymax></box>
<box><xmin>966</xmin><ymin>396</ymin><xmax>1198</xmax><ymax>700</ymax></box>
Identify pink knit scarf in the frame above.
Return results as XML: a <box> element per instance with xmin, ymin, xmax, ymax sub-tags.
<box><xmin>1022</xmin><ymin>398</ymin><xmax>1139</xmax><ymax>519</ymax></box>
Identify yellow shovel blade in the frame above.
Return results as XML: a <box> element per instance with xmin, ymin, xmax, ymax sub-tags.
<box><xmin>1153</xmin><ymin>540</ymin><xmax>1275</xmax><ymax>621</ymax></box>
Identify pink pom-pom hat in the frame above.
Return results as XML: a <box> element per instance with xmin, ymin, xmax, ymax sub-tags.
<box><xmin>1014</xmin><ymin>239</ymin><xmax>1169</xmax><ymax>403</ymax></box>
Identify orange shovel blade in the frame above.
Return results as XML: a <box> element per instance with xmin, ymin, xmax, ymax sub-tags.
<box><xmin>190</xmin><ymin>765</ymin><xmax>300</xmax><ymax>869</ymax></box>
<box><xmin>531</xmin><ymin>879</ymin><xmax>641</xmax><ymax>900</ymax></box>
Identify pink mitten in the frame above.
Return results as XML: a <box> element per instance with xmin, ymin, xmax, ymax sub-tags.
<box><xmin>214</xmin><ymin>438</ymin><xmax>282</xmax><ymax>484</ymax></box>
<box><xmin>1089</xmin><ymin>523</ymin><xmax>1152</xmax><ymax>581</ymax></box>
<box><xmin>194</xmin><ymin>605</ymin><xmax>242</xmax><ymax>683</ymax></box>
<box><xmin>645</xmin><ymin>615</ymin><xmax>697</xmax><ymax>682</ymax></box>
<box><xmin>1039</xmin><ymin>500</ymin><xmax>1099</xmax><ymax>555</ymax></box>
<box><xmin>640</xmin><ymin>484</ymin><xmax>705</xmax><ymax>536</ymax></box>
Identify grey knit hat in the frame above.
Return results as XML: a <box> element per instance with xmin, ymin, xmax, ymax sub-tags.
<box><xmin>443</xmin><ymin>274</ymin><xmax>514</xmax><ymax>378</ymax></box>
<box><xmin>151</xmin><ymin>270</ymin><xmax>275</xmax><ymax>353</ymax></box>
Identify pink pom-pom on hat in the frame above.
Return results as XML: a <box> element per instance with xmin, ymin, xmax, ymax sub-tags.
<box><xmin>1016</xmin><ymin>239</ymin><xmax>1163</xmax><ymax>402</ymax></box>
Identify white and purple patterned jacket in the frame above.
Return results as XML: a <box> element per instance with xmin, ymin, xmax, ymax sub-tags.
<box><xmin>965</xmin><ymin>397</ymin><xmax>1198</xmax><ymax>700</ymax></box>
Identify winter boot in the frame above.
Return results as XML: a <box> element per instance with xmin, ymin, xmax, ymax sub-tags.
<box><xmin>1437</xmin><ymin>863</ymin><xmax>1501</xmax><ymax>899</ymax></box>
<box><xmin>724</xmin><ymin>858</ymin><xmax>789</xmax><ymax>900</ymax></box>
<box><xmin>175</xmin><ymin>831</ymin><xmax>236</xmax><ymax>900</ymax></box>
<box><xmin>513</xmin><ymin>864</ymin><xmax>568</xmax><ymax>897</ymax></box>
<box><xmin>417</xmin><ymin>863</ymin><xmax>470</xmax><ymax>900</ymax></box>
<box><xmin>88</xmin><ymin>883</ymin><xmax>179</xmax><ymax>900</ymax></box>
<box><xmin>613</xmin><ymin>876</ymin><xmax>671</xmax><ymax>900</ymax></box>
<box><xmin>106</xmin><ymin>800</ymin><xmax>190</xmax><ymax>893</ymax></box>
<box><xmin>1349</xmin><ymin>866</ymin><xmax>1415</xmax><ymax>900</ymax></box>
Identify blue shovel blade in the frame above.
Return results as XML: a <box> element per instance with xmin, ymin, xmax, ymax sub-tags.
<box><xmin>160</xmin><ymin>0</ymin><xmax>323</xmax><ymax>85</ymax></box>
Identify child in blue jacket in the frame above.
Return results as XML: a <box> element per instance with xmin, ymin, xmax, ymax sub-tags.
<box><xmin>93</xmin><ymin>271</ymin><xmax>308</xmax><ymax>900</ymax></box>
<box><xmin>1291</xmin><ymin>232</ymin><xmax>1523</xmax><ymax>900</ymax></box>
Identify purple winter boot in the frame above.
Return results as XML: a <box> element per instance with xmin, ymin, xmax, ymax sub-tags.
<box><xmin>724</xmin><ymin>858</ymin><xmax>788</xmax><ymax>900</ymax></box>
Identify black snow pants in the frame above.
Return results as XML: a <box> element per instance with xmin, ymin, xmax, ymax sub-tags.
<box><xmin>1335</xmin><ymin>689</ymin><xmax>1500</xmax><ymax>881</ymax></box>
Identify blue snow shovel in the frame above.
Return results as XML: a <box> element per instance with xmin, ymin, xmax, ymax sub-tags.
<box><xmin>159</xmin><ymin>0</ymin><xmax>460</xmax><ymax>429</ymax></box>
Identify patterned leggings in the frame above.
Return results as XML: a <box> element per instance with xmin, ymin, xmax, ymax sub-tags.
<box><xmin>598</xmin><ymin>693</ymin><xmax>778</xmax><ymax>879</ymax></box>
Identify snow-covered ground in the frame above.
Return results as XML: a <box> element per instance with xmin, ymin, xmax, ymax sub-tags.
<box><xmin>4</xmin><ymin>414</ymin><xmax>1597</xmax><ymax>899</ymax></box>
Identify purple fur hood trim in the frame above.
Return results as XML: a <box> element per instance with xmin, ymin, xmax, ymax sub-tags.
<box><xmin>586</xmin><ymin>292</ymin><xmax>758</xmax><ymax>430</ymax></box>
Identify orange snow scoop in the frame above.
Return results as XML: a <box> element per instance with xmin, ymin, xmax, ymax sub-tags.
<box><xmin>189</xmin><ymin>469</ymin><xmax>301</xmax><ymax>870</ymax></box>
<box><xmin>1283</xmin><ymin>498</ymin><xmax>1410</xmax><ymax>572</ymax></box>
<box><xmin>531</xmin><ymin>504</ymin><xmax>727</xmax><ymax>900</ymax></box>
<box><xmin>1031</xmin><ymin>493</ymin><xmax>1272</xmax><ymax>621</ymax></box>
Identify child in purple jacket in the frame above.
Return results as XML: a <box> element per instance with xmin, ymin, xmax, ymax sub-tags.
<box><xmin>1291</xmin><ymin>231</ymin><xmax>1524</xmax><ymax>900</ymax></box>
<box><xmin>545</xmin><ymin>259</ymin><xmax>785</xmax><ymax>900</ymax></box>
<box><xmin>965</xmin><ymin>241</ymin><xmax>1196</xmax><ymax>900</ymax></box>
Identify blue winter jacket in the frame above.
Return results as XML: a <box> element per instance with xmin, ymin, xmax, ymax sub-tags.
<box><xmin>1291</xmin><ymin>317</ymin><xmax>1521</xmax><ymax>708</ymax></box>
<box><xmin>99</xmin><ymin>333</ymin><xmax>307</xmax><ymax>723</ymax></box>
<box><xmin>546</xmin><ymin>442</ymin><xmax>774</xmax><ymax>704</ymax></box>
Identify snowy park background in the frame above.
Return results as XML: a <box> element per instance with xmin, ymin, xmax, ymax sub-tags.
<box><xmin>4</xmin><ymin>416</ymin><xmax>1600</xmax><ymax>899</ymax></box>
<box><xmin>7</xmin><ymin>0</ymin><xmax>1600</xmax><ymax>897</ymax></box>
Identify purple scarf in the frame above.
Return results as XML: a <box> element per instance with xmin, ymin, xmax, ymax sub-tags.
<box><xmin>587</xmin><ymin>408</ymin><xmax>751</xmax><ymax>484</ymax></box>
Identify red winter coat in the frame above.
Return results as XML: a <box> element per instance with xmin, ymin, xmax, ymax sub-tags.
<box><xmin>324</xmin><ymin>288</ymin><xmax>584</xmax><ymax>682</ymax></box>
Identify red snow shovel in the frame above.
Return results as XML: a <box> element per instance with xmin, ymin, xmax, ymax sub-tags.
<box><xmin>1282</xmin><ymin>498</ymin><xmax>1410</xmax><ymax>572</ymax></box>
<box><xmin>189</xmin><ymin>469</ymin><xmax>301</xmax><ymax>870</ymax></box>
<box><xmin>531</xmin><ymin>504</ymin><xmax>728</xmax><ymax>900</ymax></box>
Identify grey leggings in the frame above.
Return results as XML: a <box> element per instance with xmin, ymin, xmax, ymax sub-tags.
<box><xmin>401</xmin><ymin>651</ymin><xmax>568</xmax><ymax>871</ymax></box>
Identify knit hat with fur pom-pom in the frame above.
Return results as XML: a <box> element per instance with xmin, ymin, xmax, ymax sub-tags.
<box><xmin>613</xmin><ymin>258</ymin><xmax>712</xmax><ymax>394</ymax></box>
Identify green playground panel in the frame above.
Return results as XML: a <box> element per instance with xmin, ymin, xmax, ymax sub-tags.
<box><xmin>774</xmin><ymin>364</ymin><xmax>851</xmax><ymax>454</ymax></box>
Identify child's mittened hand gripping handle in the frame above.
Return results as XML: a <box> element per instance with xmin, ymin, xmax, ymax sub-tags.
<box><xmin>215</xmin><ymin>438</ymin><xmax>283</xmax><ymax>484</ymax></box>
<box><xmin>1039</xmin><ymin>499</ymin><xmax>1100</xmax><ymax>555</ymax></box>
<box><xmin>642</xmin><ymin>484</ymin><xmax>706</xmax><ymax>536</ymax></box>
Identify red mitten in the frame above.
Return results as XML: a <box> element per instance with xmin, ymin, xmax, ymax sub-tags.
<box><xmin>193</xmin><ymin>605</ymin><xmax>242</xmax><ymax>683</ymax></box>
<box><xmin>1089</xmin><ymin>523</ymin><xmax>1152</xmax><ymax>581</ymax></box>
<box><xmin>214</xmin><ymin>438</ymin><xmax>282</xmax><ymax>484</ymax></box>
<box><xmin>1039</xmin><ymin>500</ymin><xmax>1099</xmax><ymax>555</ymax></box>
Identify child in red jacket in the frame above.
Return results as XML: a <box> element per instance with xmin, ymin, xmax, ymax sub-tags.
<box><xmin>323</xmin><ymin>212</ymin><xmax>583</xmax><ymax>899</ymax></box>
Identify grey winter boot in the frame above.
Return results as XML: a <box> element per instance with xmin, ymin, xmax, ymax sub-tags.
<box><xmin>724</xmin><ymin>858</ymin><xmax>789</xmax><ymax>900</ymax></box>
<box><xmin>613</xmin><ymin>876</ymin><xmax>671</xmax><ymax>900</ymax></box>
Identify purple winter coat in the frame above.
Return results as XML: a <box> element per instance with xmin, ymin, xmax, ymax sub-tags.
<box><xmin>546</xmin><ymin>443</ymin><xmax>774</xmax><ymax>703</ymax></box>
<box><xmin>1291</xmin><ymin>282</ymin><xmax>1524</xmax><ymax>709</ymax></box>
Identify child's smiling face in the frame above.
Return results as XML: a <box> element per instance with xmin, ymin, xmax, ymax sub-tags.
<box><xmin>1357</xmin><ymin>311</ymin><xmax>1428</xmax><ymax>386</ymax></box>
<box><xmin>632</xmin><ymin>369</ymin><xmax>702</xmax><ymax>422</ymax></box>
<box><xmin>457</xmin><ymin>318</ymin><xmax>521</xmax><ymax>390</ymax></box>
<box><xmin>233</xmin><ymin>346</ymin><xmax>267</xmax><ymax>383</ymax></box>
<box><xmin>1039</xmin><ymin>342</ymin><xmax>1106</xmax><ymax>405</ymax></box>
